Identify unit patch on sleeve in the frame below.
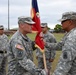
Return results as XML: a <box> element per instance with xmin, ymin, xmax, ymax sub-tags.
<box><xmin>15</xmin><ymin>44</ymin><xmax>24</xmax><ymax>50</ymax></box>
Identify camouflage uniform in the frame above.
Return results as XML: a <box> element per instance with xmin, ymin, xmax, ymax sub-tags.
<box><xmin>7</xmin><ymin>16</ymin><xmax>46</xmax><ymax>75</ymax></box>
<box><xmin>52</xmin><ymin>12</ymin><xmax>76</xmax><ymax>75</ymax></box>
<box><xmin>36</xmin><ymin>31</ymin><xmax>56</xmax><ymax>74</ymax></box>
<box><xmin>0</xmin><ymin>34</ymin><xmax>9</xmax><ymax>75</ymax></box>
<box><xmin>52</xmin><ymin>28</ymin><xmax>76</xmax><ymax>75</ymax></box>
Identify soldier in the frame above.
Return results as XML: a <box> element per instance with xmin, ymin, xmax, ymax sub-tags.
<box><xmin>36</xmin><ymin>23</ymin><xmax>57</xmax><ymax>75</ymax></box>
<box><xmin>0</xmin><ymin>25</ymin><xmax>9</xmax><ymax>75</ymax></box>
<box><xmin>7</xmin><ymin>16</ymin><xmax>47</xmax><ymax>75</ymax></box>
<box><xmin>51</xmin><ymin>12</ymin><xmax>76</xmax><ymax>75</ymax></box>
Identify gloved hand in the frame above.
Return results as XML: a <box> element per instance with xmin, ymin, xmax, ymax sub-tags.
<box><xmin>32</xmin><ymin>41</ymin><xmax>37</xmax><ymax>50</ymax></box>
<box><xmin>57</xmin><ymin>41</ymin><xmax>64</xmax><ymax>46</ymax></box>
<box><xmin>41</xmin><ymin>69</ymin><xmax>48</xmax><ymax>75</ymax></box>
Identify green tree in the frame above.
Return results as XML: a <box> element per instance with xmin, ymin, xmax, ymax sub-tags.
<box><xmin>48</xmin><ymin>27</ymin><xmax>51</xmax><ymax>30</ymax></box>
<box><xmin>54</xmin><ymin>24</ymin><xmax>62</xmax><ymax>33</ymax></box>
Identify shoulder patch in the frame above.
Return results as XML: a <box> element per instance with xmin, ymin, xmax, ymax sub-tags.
<box><xmin>62</xmin><ymin>50</ymin><xmax>72</xmax><ymax>61</ymax></box>
<box><xmin>63</xmin><ymin>52</ymin><xmax>67</xmax><ymax>59</ymax></box>
<box><xmin>15</xmin><ymin>44</ymin><xmax>24</xmax><ymax>50</ymax></box>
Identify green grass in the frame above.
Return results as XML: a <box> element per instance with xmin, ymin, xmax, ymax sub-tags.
<box><xmin>27</xmin><ymin>33</ymin><xmax>64</xmax><ymax>42</ymax></box>
<box><xmin>53</xmin><ymin>33</ymin><xmax>64</xmax><ymax>42</ymax></box>
<box><xmin>27</xmin><ymin>33</ymin><xmax>36</xmax><ymax>40</ymax></box>
<box><xmin>51</xmin><ymin>51</ymin><xmax>62</xmax><ymax>73</ymax></box>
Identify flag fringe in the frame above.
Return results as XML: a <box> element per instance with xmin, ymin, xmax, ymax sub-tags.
<box><xmin>35</xmin><ymin>44</ymin><xmax>44</xmax><ymax>53</ymax></box>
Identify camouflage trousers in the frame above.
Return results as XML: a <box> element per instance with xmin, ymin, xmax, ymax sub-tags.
<box><xmin>0</xmin><ymin>53</ymin><xmax>8</xmax><ymax>75</ymax></box>
<box><xmin>37</xmin><ymin>57</ymin><xmax>52</xmax><ymax>75</ymax></box>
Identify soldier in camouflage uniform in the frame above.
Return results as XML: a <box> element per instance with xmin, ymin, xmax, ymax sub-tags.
<box><xmin>48</xmin><ymin>11</ymin><xmax>76</xmax><ymax>75</ymax></box>
<box><xmin>0</xmin><ymin>25</ymin><xmax>9</xmax><ymax>75</ymax></box>
<box><xmin>7</xmin><ymin>16</ymin><xmax>47</xmax><ymax>75</ymax></box>
<box><xmin>36</xmin><ymin>23</ymin><xmax>57</xmax><ymax>75</ymax></box>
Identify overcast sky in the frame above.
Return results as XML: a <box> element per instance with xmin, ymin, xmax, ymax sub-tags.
<box><xmin>0</xmin><ymin>0</ymin><xmax>76</xmax><ymax>29</ymax></box>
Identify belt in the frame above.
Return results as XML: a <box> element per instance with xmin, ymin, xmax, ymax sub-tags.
<box><xmin>0</xmin><ymin>51</ymin><xmax>7</xmax><ymax>53</ymax></box>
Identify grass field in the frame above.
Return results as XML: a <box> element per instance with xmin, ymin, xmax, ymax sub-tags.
<box><xmin>27</xmin><ymin>33</ymin><xmax>64</xmax><ymax>42</ymax></box>
<box><xmin>27</xmin><ymin>33</ymin><xmax>64</xmax><ymax>73</ymax></box>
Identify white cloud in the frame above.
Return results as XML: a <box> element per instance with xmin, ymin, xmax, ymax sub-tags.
<box><xmin>0</xmin><ymin>0</ymin><xmax>76</xmax><ymax>29</ymax></box>
<box><xmin>0</xmin><ymin>6</ymin><xmax>8</xmax><ymax>14</ymax></box>
<box><xmin>48</xmin><ymin>23</ymin><xmax>56</xmax><ymax>29</ymax></box>
<box><xmin>10</xmin><ymin>24</ymin><xmax>18</xmax><ymax>29</ymax></box>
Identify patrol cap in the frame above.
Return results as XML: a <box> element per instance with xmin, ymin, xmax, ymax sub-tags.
<box><xmin>18</xmin><ymin>16</ymin><xmax>35</xmax><ymax>25</ymax></box>
<box><xmin>41</xmin><ymin>23</ymin><xmax>47</xmax><ymax>27</ymax></box>
<box><xmin>59</xmin><ymin>11</ymin><xmax>76</xmax><ymax>22</ymax></box>
<box><xmin>0</xmin><ymin>25</ymin><xmax>4</xmax><ymax>30</ymax></box>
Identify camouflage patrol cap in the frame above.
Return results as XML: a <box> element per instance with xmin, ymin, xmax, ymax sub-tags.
<box><xmin>41</xmin><ymin>23</ymin><xmax>47</xmax><ymax>27</ymax></box>
<box><xmin>0</xmin><ymin>25</ymin><xmax>4</xmax><ymax>30</ymax></box>
<box><xmin>18</xmin><ymin>16</ymin><xmax>35</xmax><ymax>25</ymax></box>
<box><xmin>59</xmin><ymin>11</ymin><xmax>76</xmax><ymax>22</ymax></box>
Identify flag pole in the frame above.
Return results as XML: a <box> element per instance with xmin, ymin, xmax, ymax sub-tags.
<box><xmin>8</xmin><ymin>0</ymin><xmax>10</xmax><ymax>30</ymax></box>
<box><xmin>43</xmin><ymin>52</ymin><xmax>47</xmax><ymax>70</ymax></box>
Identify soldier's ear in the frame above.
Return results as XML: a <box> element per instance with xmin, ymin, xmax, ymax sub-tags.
<box><xmin>69</xmin><ymin>20</ymin><xmax>73</xmax><ymax>26</ymax></box>
<box><xmin>19</xmin><ymin>23</ymin><xmax>24</xmax><ymax>28</ymax></box>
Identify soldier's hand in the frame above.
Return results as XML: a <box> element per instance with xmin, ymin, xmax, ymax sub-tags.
<box><xmin>32</xmin><ymin>41</ymin><xmax>37</xmax><ymax>50</ymax></box>
<box><xmin>57</xmin><ymin>41</ymin><xmax>64</xmax><ymax>47</ymax></box>
<box><xmin>41</xmin><ymin>69</ymin><xmax>48</xmax><ymax>75</ymax></box>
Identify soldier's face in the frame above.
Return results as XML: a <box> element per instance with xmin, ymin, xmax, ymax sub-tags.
<box><xmin>22</xmin><ymin>23</ymin><xmax>32</xmax><ymax>33</ymax></box>
<box><xmin>41</xmin><ymin>27</ymin><xmax>47</xmax><ymax>33</ymax></box>
<box><xmin>61</xmin><ymin>20</ymin><xmax>71</xmax><ymax>31</ymax></box>
<box><xmin>0</xmin><ymin>29</ymin><xmax>4</xmax><ymax>35</ymax></box>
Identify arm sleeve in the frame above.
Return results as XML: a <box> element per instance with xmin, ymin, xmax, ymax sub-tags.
<box><xmin>52</xmin><ymin>37</ymin><xmax>76</xmax><ymax>75</ymax></box>
<box><xmin>50</xmin><ymin>49</ymin><xmax>56</xmax><ymax>59</ymax></box>
<box><xmin>49</xmin><ymin>35</ymin><xmax>57</xmax><ymax>59</ymax></box>
<box><xmin>45</xmin><ymin>41</ymin><xmax>63</xmax><ymax>50</ymax></box>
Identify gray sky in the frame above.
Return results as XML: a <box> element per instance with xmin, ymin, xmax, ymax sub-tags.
<box><xmin>0</xmin><ymin>0</ymin><xmax>76</xmax><ymax>29</ymax></box>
